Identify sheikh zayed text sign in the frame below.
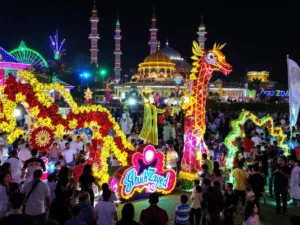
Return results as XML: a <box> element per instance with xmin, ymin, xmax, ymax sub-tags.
<box><xmin>260</xmin><ymin>90</ymin><xmax>289</xmax><ymax>97</ymax></box>
<box><xmin>119</xmin><ymin>145</ymin><xmax>176</xmax><ymax>199</ymax></box>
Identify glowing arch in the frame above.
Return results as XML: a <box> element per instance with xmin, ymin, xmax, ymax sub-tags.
<box><xmin>10</xmin><ymin>41</ymin><xmax>49</xmax><ymax>69</ymax></box>
<box><xmin>0</xmin><ymin>71</ymin><xmax>134</xmax><ymax>183</ymax></box>
<box><xmin>224</xmin><ymin>110</ymin><xmax>288</xmax><ymax>169</ymax></box>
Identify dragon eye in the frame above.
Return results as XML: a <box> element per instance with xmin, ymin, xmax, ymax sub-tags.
<box><xmin>205</xmin><ymin>53</ymin><xmax>216</xmax><ymax>64</ymax></box>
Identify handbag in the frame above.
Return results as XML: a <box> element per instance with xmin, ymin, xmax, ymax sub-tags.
<box><xmin>22</xmin><ymin>180</ymin><xmax>41</xmax><ymax>213</ymax></box>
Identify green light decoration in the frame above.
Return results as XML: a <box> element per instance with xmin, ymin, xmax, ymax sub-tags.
<box><xmin>224</xmin><ymin>110</ymin><xmax>289</xmax><ymax>169</ymax></box>
<box><xmin>10</xmin><ymin>41</ymin><xmax>49</xmax><ymax>68</ymax></box>
<box><xmin>51</xmin><ymin>75</ymin><xmax>58</xmax><ymax>83</ymax></box>
<box><xmin>54</xmin><ymin>52</ymin><xmax>60</xmax><ymax>61</ymax></box>
<box><xmin>99</xmin><ymin>69</ymin><xmax>107</xmax><ymax>76</ymax></box>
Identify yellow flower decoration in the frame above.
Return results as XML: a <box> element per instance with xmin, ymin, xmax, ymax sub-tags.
<box><xmin>15</xmin><ymin>93</ymin><xmax>26</xmax><ymax>102</ymax></box>
<box><xmin>54</xmin><ymin>124</ymin><xmax>65</xmax><ymax>137</ymax></box>
<box><xmin>69</xmin><ymin>119</ymin><xmax>78</xmax><ymax>130</ymax></box>
<box><xmin>31</xmin><ymin>106</ymin><xmax>40</xmax><ymax>117</ymax></box>
<box><xmin>7</xmin><ymin>129</ymin><xmax>24</xmax><ymax>144</ymax></box>
<box><xmin>37</xmin><ymin>117</ymin><xmax>54</xmax><ymax>130</ymax></box>
<box><xmin>35</xmin><ymin>130</ymin><xmax>51</xmax><ymax>147</ymax></box>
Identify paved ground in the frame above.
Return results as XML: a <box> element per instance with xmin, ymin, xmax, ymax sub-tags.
<box><xmin>115</xmin><ymin>190</ymin><xmax>299</xmax><ymax>225</ymax></box>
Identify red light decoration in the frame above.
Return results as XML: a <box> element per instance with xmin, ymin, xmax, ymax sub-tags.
<box><xmin>30</xmin><ymin>126</ymin><xmax>55</xmax><ymax>152</ymax></box>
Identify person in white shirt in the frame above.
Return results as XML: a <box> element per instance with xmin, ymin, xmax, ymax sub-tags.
<box><xmin>61</xmin><ymin>142</ymin><xmax>76</xmax><ymax>167</ymax></box>
<box><xmin>24</xmin><ymin>113</ymin><xmax>28</xmax><ymax>125</ymax></box>
<box><xmin>60</xmin><ymin>135</ymin><xmax>68</xmax><ymax>151</ymax></box>
<box><xmin>4</xmin><ymin>150</ymin><xmax>23</xmax><ymax>184</ymax></box>
<box><xmin>251</xmin><ymin>132</ymin><xmax>262</xmax><ymax>147</ymax></box>
<box><xmin>98</xmin><ymin>183</ymin><xmax>118</xmax><ymax>203</ymax></box>
<box><xmin>0</xmin><ymin>144</ymin><xmax>8</xmax><ymax>165</ymax></box>
<box><xmin>0</xmin><ymin>171</ymin><xmax>10</xmax><ymax>219</ymax></box>
<box><xmin>18</xmin><ymin>143</ymin><xmax>31</xmax><ymax>163</ymax></box>
<box><xmin>110</xmin><ymin>154</ymin><xmax>121</xmax><ymax>167</ymax></box>
<box><xmin>190</xmin><ymin>185</ymin><xmax>202</xmax><ymax>225</ymax></box>
<box><xmin>21</xmin><ymin>169</ymin><xmax>50</xmax><ymax>225</ymax></box>
<box><xmin>255</xmin><ymin>127</ymin><xmax>263</xmax><ymax>135</ymax></box>
<box><xmin>120</xmin><ymin>118</ymin><xmax>130</xmax><ymax>136</ymax></box>
<box><xmin>67</xmin><ymin>136</ymin><xmax>76</xmax><ymax>149</ymax></box>
<box><xmin>94</xmin><ymin>190</ymin><xmax>118</xmax><ymax>225</ymax></box>
<box><xmin>75</xmin><ymin>136</ymin><xmax>85</xmax><ymax>154</ymax></box>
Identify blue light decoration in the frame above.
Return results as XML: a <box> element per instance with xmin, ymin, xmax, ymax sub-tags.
<box><xmin>49</xmin><ymin>29</ymin><xmax>66</xmax><ymax>60</ymax></box>
<box><xmin>80</xmin><ymin>72</ymin><xmax>91</xmax><ymax>79</ymax></box>
<box><xmin>119</xmin><ymin>145</ymin><xmax>176</xmax><ymax>199</ymax></box>
<box><xmin>48</xmin><ymin>162</ymin><xmax>56</xmax><ymax>174</ymax></box>
<box><xmin>0</xmin><ymin>46</ymin><xmax>30</xmax><ymax>70</ymax></box>
<box><xmin>0</xmin><ymin>47</ymin><xmax>21</xmax><ymax>63</ymax></box>
<box><xmin>260</xmin><ymin>90</ymin><xmax>289</xmax><ymax>97</ymax></box>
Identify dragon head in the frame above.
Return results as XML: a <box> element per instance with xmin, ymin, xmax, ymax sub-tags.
<box><xmin>190</xmin><ymin>41</ymin><xmax>232</xmax><ymax>79</ymax></box>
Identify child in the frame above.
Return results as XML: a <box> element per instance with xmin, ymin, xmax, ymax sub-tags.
<box><xmin>65</xmin><ymin>205</ymin><xmax>85</xmax><ymax>225</ymax></box>
<box><xmin>53</xmin><ymin>161</ymin><xmax>61</xmax><ymax>180</ymax></box>
<box><xmin>174</xmin><ymin>194</ymin><xmax>191</xmax><ymax>225</ymax></box>
<box><xmin>46</xmin><ymin>173</ymin><xmax>56</xmax><ymax>202</ymax></box>
<box><xmin>190</xmin><ymin>186</ymin><xmax>202</xmax><ymax>225</ymax></box>
<box><xmin>199</xmin><ymin>164</ymin><xmax>210</xmax><ymax>188</ymax></box>
<box><xmin>243</xmin><ymin>202</ymin><xmax>260</xmax><ymax>225</ymax></box>
<box><xmin>58</xmin><ymin>155</ymin><xmax>66</xmax><ymax>167</ymax></box>
<box><xmin>192</xmin><ymin>180</ymin><xmax>200</xmax><ymax>193</ymax></box>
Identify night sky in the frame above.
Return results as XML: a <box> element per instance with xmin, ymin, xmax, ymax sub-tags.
<box><xmin>0</xmin><ymin>1</ymin><xmax>293</xmax><ymax>85</ymax></box>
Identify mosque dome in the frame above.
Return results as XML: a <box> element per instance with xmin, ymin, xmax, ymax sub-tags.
<box><xmin>143</xmin><ymin>51</ymin><xmax>172</xmax><ymax>63</ymax></box>
<box><xmin>138</xmin><ymin>51</ymin><xmax>176</xmax><ymax>79</ymax></box>
<box><xmin>175</xmin><ymin>60</ymin><xmax>192</xmax><ymax>74</ymax></box>
<box><xmin>161</xmin><ymin>41</ymin><xmax>182</xmax><ymax>61</ymax></box>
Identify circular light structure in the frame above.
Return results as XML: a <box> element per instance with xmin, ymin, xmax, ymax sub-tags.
<box><xmin>10</xmin><ymin>41</ymin><xmax>49</xmax><ymax>69</ymax></box>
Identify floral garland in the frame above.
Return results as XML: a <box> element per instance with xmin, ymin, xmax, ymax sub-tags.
<box><xmin>0</xmin><ymin>71</ymin><xmax>134</xmax><ymax>184</ymax></box>
<box><xmin>224</xmin><ymin>110</ymin><xmax>289</xmax><ymax>169</ymax></box>
<box><xmin>30</xmin><ymin>126</ymin><xmax>55</xmax><ymax>152</ymax></box>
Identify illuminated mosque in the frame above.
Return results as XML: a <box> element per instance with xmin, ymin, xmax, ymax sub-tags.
<box><xmin>114</xmin><ymin>10</ymin><xmax>205</xmax><ymax>98</ymax></box>
<box><xmin>111</xmin><ymin>9</ymin><xmax>276</xmax><ymax>100</ymax></box>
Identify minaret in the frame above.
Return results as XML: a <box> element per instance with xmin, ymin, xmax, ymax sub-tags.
<box><xmin>148</xmin><ymin>6</ymin><xmax>159</xmax><ymax>54</ymax></box>
<box><xmin>197</xmin><ymin>15</ymin><xmax>207</xmax><ymax>50</ymax></box>
<box><xmin>89</xmin><ymin>0</ymin><xmax>100</xmax><ymax>65</ymax></box>
<box><xmin>114</xmin><ymin>13</ymin><xmax>122</xmax><ymax>81</ymax></box>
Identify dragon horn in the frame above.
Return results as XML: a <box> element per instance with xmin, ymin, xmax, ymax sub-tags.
<box><xmin>218</xmin><ymin>43</ymin><xmax>227</xmax><ymax>50</ymax></box>
<box><xmin>213</xmin><ymin>43</ymin><xmax>218</xmax><ymax>51</ymax></box>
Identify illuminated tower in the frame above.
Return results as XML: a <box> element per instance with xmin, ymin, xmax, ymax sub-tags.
<box><xmin>89</xmin><ymin>0</ymin><xmax>100</xmax><ymax>65</ymax></box>
<box><xmin>148</xmin><ymin>6</ymin><xmax>159</xmax><ymax>54</ymax></box>
<box><xmin>197</xmin><ymin>15</ymin><xmax>207</xmax><ymax>50</ymax></box>
<box><xmin>114</xmin><ymin>14</ymin><xmax>122</xmax><ymax>81</ymax></box>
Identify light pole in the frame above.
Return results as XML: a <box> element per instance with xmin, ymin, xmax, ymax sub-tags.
<box><xmin>80</xmin><ymin>72</ymin><xmax>91</xmax><ymax>100</ymax></box>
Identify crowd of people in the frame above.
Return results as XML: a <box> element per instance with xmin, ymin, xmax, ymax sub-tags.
<box><xmin>0</xmin><ymin>103</ymin><xmax>300</xmax><ymax>225</ymax></box>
